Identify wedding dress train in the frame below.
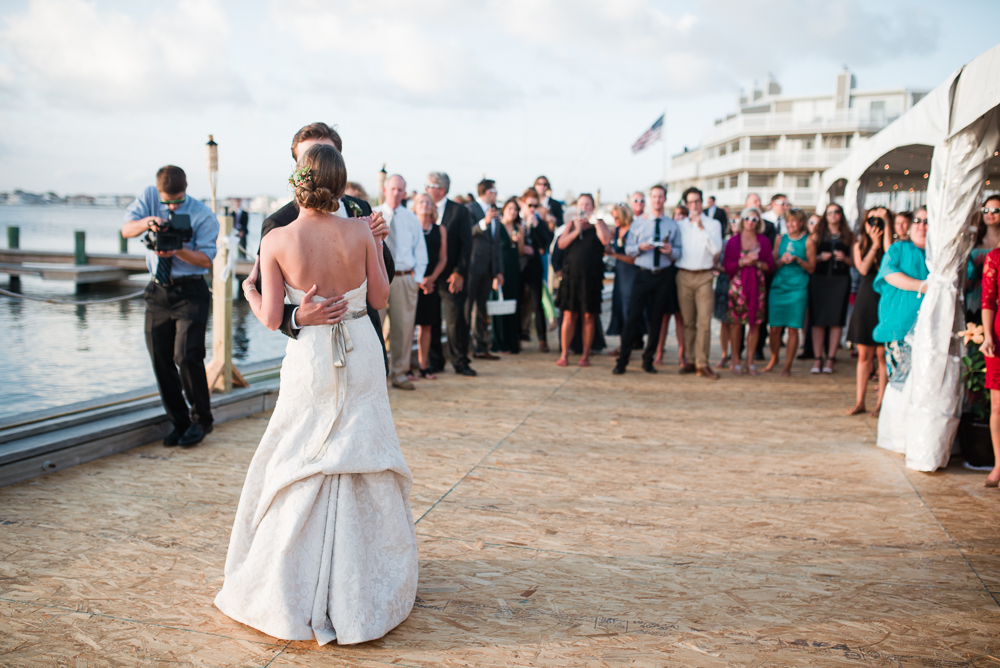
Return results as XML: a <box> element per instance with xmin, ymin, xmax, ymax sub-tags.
<box><xmin>215</xmin><ymin>279</ymin><xmax>418</xmax><ymax>645</ymax></box>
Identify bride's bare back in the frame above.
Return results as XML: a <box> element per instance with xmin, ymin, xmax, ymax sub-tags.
<box><xmin>269</xmin><ymin>209</ymin><xmax>371</xmax><ymax>297</ymax></box>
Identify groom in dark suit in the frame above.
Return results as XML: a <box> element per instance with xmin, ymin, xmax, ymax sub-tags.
<box><xmin>255</xmin><ymin>122</ymin><xmax>395</xmax><ymax>374</ymax></box>
<box><xmin>465</xmin><ymin>179</ymin><xmax>504</xmax><ymax>359</ymax></box>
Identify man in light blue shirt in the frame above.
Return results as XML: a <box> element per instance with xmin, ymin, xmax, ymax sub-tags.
<box><xmin>614</xmin><ymin>184</ymin><xmax>683</xmax><ymax>375</ymax></box>
<box><xmin>122</xmin><ymin>166</ymin><xmax>219</xmax><ymax>447</ymax></box>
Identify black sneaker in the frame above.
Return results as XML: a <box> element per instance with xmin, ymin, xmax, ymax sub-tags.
<box><xmin>163</xmin><ymin>426</ymin><xmax>187</xmax><ymax>447</ymax></box>
<box><xmin>178</xmin><ymin>423</ymin><xmax>208</xmax><ymax>447</ymax></box>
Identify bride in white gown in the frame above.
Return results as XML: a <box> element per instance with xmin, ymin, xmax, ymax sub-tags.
<box><xmin>215</xmin><ymin>144</ymin><xmax>418</xmax><ymax>645</ymax></box>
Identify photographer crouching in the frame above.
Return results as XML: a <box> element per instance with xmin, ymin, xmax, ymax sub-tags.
<box><xmin>122</xmin><ymin>166</ymin><xmax>219</xmax><ymax>447</ymax></box>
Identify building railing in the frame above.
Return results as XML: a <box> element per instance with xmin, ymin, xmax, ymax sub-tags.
<box><xmin>701</xmin><ymin>110</ymin><xmax>896</xmax><ymax>146</ymax></box>
<box><xmin>669</xmin><ymin>149</ymin><xmax>852</xmax><ymax>182</ymax></box>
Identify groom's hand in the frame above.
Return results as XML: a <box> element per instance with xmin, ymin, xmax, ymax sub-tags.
<box><xmin>368</xmin><ymin>212</ymin><xmax>389</xmax><ymax>241</ymax></box>
<box><xmin>296</xmin><ymin>285</ymin><xmax>348</xmax><ymax>326</ymax></box>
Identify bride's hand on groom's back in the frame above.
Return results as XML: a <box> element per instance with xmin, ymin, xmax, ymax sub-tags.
<box><xmin>297</xmin><ymin>285</ymin><xmax>348</xmax><ymax>326</ymax></box>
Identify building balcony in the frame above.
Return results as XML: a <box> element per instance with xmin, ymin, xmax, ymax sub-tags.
<box><xmin>668</xmin><ymin>148</ymin><xmax>851</xmax><ymax>182</ymax></box>
<box><xmin>711</xmin><ymin>187</ymin><xmax>819</xmax><ymax>212</ymax></box>
<box><xmin>701</xmin><ymin>110</ymin><xmax>895</xmax><ymax>146</ymax></box>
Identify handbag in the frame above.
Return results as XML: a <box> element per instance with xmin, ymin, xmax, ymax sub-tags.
<box><xmin>486</xmin><ymin>286</ymin><xmax>518</xmax><ymax>316</ymax></box>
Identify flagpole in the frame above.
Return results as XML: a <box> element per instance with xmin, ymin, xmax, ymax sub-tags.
<box><xmin>661</xmin><ymin>109</ymin><xmax>668</xmax><ymax>186</ymax></box>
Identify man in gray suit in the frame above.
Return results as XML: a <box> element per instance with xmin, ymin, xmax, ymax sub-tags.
<box><xmin>465</xmin><ymin>178</ymin><xmax>504</xmax><ymax>359</ymax></box>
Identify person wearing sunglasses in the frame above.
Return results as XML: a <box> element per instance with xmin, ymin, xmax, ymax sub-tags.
<box><xmin>976</xmin><ymin>198</ymin><xmax>1000</xmax><ymax>487</ymax></box>
<box><xmin>533</xmin><ymin>176</ymin><xmax>564</xmax><ymax>228</ymax></box>
<box><xmin>723</xmin><ymin>207</ymin><xmax>775</xmax><ymax>375</ymax></box>
<box><xmin>873</xmin><ymin>205</ymin><xmax>929</xmax><ymax>389</ymax></box>
<box><xmin>966</xmin><ymin>196</ymin><xmax>1000</xmax><ymax>325</ymax></box>
<box><xmin>121</xmin><ymin>165</ymin><xmax>219</xmax><ymax>447</ymax></box>
<box><xmin>809</xmin><ymin>203</ymin><xmax>855</xmax><ymax>374</ymax></box>
<box><xmin>846</xmin><ymin>208</ymin><xmax>891</xmax><ymax>416</ymax></box>
<box><xmin>518</xmin><ymin>188</ymin><xmax>554</xmax><ymax>351</ymax></box>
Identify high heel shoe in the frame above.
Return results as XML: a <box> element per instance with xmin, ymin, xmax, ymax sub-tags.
<box><xmin>418</xmin><ymin>368</ymin><xmax>437</xmax><ymax>380</ymax></box>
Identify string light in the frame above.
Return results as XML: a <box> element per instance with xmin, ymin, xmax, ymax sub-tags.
<box><xmin>893</xmin><ymin>184</ymin><xmax>899</xmax><ymax>190</ymax></box>
<box><xmin>878</xmin><ymin>181</ymin><xmax>884</xmax><ymax>187</ymax></box>
<box><xmin>923</xmin><ymin>173</ymin><xmax>929</xmax><ymax>178</ymax></box>
<box><xmin>909</xmin><ymin>188</ymin><xmax>914</xmax><ymax>192</ymax></box>
<box><xmin>904</xmin><ymin>169</ymin><xmax>909</xmax><ymax>175</ymax></box>
<box><xmin>884</xmin><ymin>164</ymin><xmax>890</xmax><ymax>170</ymax></box>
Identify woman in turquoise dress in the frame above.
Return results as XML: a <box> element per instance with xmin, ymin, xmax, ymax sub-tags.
<box><xmin>491</xmin><ymin>197</ymin><xmax>525</xmax><ymax>354</ymax></box>
<box><xmin>765</xmin><ymin>208</ymin><xmax>815</xmax><ymax>376</ymax></box>
<box><xmin>874</xmin><ymin>207</ymin><xmax>930</xmax><ymax>382</ymax></box>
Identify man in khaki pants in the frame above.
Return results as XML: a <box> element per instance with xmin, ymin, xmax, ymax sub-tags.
<box><xmin>676</xmin><ymin>186</ymin><xmax>723</xmax><ymax>379</ymax></box>
<box><xmin>376</xmin><ymin>175</ymin><xmax>428</xmax><ymax>390</ymax></box>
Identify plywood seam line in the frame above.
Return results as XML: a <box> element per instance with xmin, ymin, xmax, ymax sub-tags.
<box><xmin>0</xmin><ymin>596</ymin><xmax>286</xmax><ymax>647</ymax></box>
<box><xmin>413</xmin><ymin>368</ymin><xmax>582</xmax><ymax>526</ymax></box>
<box><xmin>474</xmin><ymin>464</ymin><xmax>920</xmax><ymax>503</ymax></box>
<box><xmin>845</xmin><ymin>374</ymin><xmax>1000</xmax><ymax>610</ymax></box>
<box><xmin>411</xmin><ymin>533</ymin><xmax>993</xmax><ymax>593</ymax></box>
<box><xmin>260</xmin><ymin>641</ymin><xmax>290</xmax><ymax>667</ymax></box>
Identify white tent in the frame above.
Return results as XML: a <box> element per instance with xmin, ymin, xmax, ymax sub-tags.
<box><xmin>821</xmin><ymin>43</ymin><xmax>1000</xmax><ymax>471</ymax></box>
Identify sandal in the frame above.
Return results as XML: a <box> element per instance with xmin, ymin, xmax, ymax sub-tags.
<box><xmin>720</xmin><ymin>354</ymin><xmax>730</xmax><ymax>367</ymax></box>
<box><xmin>578</xmin><ymin>358</ymin><xmax>591</xmax><ymax>367</ymax></box>
<box><xmin>732</xmin><ymin>364</ymin><xmax>743</xmax><ymax>375</ymax></box>
<box><xmin>418</xmin><ymin>368</ymin><xmax>437</xmax><ymax>380</ymax></box>
<box><xmin>811</xmin><ymin>361</ymin><xmax>822</xmax><ymax>374</ymax></box>
<box><xmin>822</xmin><ymin>359</ymin><xmax>835</xmax><ymax>374</ymax></box>
<box><xmin>748</xmin><ymin>364</ymin><xmax>758</xmax><ymax>377</ymax></box>
<box><xmin>556</xmin><ymin>358</ymin><xmax>568</xmax><ymax>367</ymax></box>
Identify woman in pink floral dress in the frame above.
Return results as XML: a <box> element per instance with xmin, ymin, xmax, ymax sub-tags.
<box><xmin>723</xmin><ymin>207</ymin><xmax>774</xmax><ymax>376</ymax></box>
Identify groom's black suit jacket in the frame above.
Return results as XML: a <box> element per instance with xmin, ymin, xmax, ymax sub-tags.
<box><xmin>259</xmin><ymin>195</ymin><xmax>394</xmax><ymax>374</ymax></box>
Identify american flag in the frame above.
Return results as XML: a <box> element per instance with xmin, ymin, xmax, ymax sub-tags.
<box><xmin>631</xmin><ymin>114</ymin><xmax>664</xmax><ymax>154</ymax></box>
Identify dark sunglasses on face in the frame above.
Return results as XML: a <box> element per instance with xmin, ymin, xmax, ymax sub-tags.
<box><xmin>536</xmin><ymin>183</ymin><xmax>550</xmax><ymax>189</ymax></box>
<box><xmin>526</xmin><ymin>203</ymin><xmax>538</xmax><ymax>208</ymax></box>
<box><xmin>742</xmin><ymin>217</ymin><xmax>760</xmax><ymax>223</ymax></box>
<box><xmin>912</xmin><ymin>217</ymin><xmax>929</xmax><ymax>224</ymax></box>
<box><xmin>983</xmin><ymin>207</ymin><xmax>1000</xmax><ymax>215</ymax></box>
<box><xmin>159</xmin><ymin>197</ymin><xmax>185</xmax><ymax>205</ymax></box>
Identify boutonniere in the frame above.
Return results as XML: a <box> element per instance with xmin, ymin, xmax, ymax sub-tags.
<box><xmin>288</xmin><ymin>166</ymin><xmax>311</xmax><ymax>188</ymax></box>
<box><xmin>346</xmin><ymin>198</ymin><xmax>364</xmax><ymax>218</ymax></box>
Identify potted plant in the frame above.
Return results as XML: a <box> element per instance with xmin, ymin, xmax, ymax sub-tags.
<box><xmin>958</xmin><ymin>323</ymin><xmax>995</xmax><ymax>467</ymax></box>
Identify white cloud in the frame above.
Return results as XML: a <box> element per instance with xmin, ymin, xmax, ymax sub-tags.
<box><xmin>0</xmin><ymin>0</ymin><xmax>249</xmax><ymax>109</ymax></box>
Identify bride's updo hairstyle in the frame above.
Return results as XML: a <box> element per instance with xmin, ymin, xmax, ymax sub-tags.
<box><xmin>293</xmin><ymin>144</ymin><xmax>347</xmax><ymax>213</ymax></box>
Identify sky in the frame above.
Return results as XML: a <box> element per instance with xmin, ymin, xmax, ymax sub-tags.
<box><xmin>0</xmin><ymin>0</ymin><xmax>997</xmax><ymax>204</ymax></box>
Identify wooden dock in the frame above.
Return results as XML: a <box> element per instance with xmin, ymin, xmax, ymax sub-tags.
<box><xmin>0</xmin><ymin>249</ymin><xmax>256</xmax><ymax>284</ymax></box>
<box><xmin>0</xmin><ymin>347</ymin><xmax>997</xmax><ymax>666</ymax></box>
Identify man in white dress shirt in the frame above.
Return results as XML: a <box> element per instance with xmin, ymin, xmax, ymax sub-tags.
<box><xmin>376</xmin><ymin>174</ymin><xmax>428</xmax><ymax>390</ymax></box>
<box><xmin>676</xmin><ymin>186</ymin><xmax>723</xmax><ymax>379</ymax></box>
<box><xmin>762</xmin><ymin>193</ymin><xmax>789</xmax><ymax>235</ymax></box>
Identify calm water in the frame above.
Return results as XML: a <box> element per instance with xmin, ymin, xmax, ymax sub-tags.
<box><xmin>0</xmin><ymin>205</ymin><xmax>288</xmax><ymax>420</ymax></box>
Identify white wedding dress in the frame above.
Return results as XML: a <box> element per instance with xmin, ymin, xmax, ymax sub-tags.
<box><xmin>215</xmin><ymin>279</ymin><xmax>418</xmax><ymax>645</ymax></box>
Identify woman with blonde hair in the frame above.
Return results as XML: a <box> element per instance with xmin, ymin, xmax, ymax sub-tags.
<box><xmin>413</xmin><ymin>193</ymin><xmax>448</xmax><ymax>378</ymax></box>
<box><xmin>723</xmin><ymin>207</ymin><xmax>775</xmax><ymax>375</ymax></box>
<box><xmin>606</xmin><ymin>203</ymin><xmax>642</xmax><ymax>353</ymax></box>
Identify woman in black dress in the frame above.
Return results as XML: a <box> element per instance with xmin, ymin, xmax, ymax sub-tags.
<box><xmin>491</xmin><ymin>198</ymin><xmax>525</xmax><ymax>354</ymax></box>
<box><xmin>810</xmin><ymin>203</ymin><xmax>855</xmax><ymax>374</ymax></box>
<box><xmin>555</xmin><ymin>193</ymin><xmax>613</xmax><ymax>367</ymax></box>
<box><xmin>847</xmin><ymin>207</ymin><xmax>889</xmax><ymax>415</ymax></box>
<box><xmin>413</xmin><ymin>194</ymin><xmax>448</xmax><ymax>379</ymax></box>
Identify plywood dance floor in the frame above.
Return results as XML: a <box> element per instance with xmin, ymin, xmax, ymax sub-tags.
<box><xmin>1</xmin><ymin>344</ymin><xmax>998</xmax><ymax>666</ymax></box>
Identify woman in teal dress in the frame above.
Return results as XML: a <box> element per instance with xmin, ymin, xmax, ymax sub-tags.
<box><xmin>765</xmin><ymin>208</ymin><xmax>816</xmax><ymax>376</ymax></box>
<box><xmin>874</xmin><ymin>207</ymin><xmax>930</xmax><ymax>382</ymax></box>
<box><xmin>491</xmin><ymin>197</ymin><xmax>525</xmax><ymax>354</ymax></box>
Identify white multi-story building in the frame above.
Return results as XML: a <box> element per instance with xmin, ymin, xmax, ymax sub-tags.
<box><xmin>667</xmin><ymin>70</ymin><xmax>928</xmax><ymax>212</ymax></box>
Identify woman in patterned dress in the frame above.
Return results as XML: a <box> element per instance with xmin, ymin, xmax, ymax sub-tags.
<box><xmin>723</xmin><ymin>207</ymin><xmax>774</xmax><ymax>376</ymax></box>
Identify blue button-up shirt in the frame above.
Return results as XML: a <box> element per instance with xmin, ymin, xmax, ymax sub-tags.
<box><xmin>124</xmin><ymin>186</ymin><xmax>219</xmax><ymax>278</ymax></box>
<box><xmin>625</xmin><ymin>215</ymin><xmax>682</xmax><ymax>270</ymax></box>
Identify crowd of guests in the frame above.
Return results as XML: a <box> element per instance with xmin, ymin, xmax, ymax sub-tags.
<box><xmin>311</xmin><ymin>163</ymin><xmax>999</xmax><ymax>483</ymax></box>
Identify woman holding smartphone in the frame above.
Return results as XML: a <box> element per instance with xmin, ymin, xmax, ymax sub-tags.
<box><xmin>846</xmin><ymin>208</ymin><xmax>890</xmax><ymax>415</ymax></box>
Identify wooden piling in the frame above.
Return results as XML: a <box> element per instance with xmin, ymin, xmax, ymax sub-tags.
<box><xmin>74</xmin><ymin>231</ymin><xmax>86</xmax><ymax>265</ymax></box>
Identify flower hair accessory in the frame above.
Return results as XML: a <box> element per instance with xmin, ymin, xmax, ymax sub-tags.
<box><xmin>289</xmin><ymin>166</ymin><xmax>312</xmax><ymax>188</ymax></box>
